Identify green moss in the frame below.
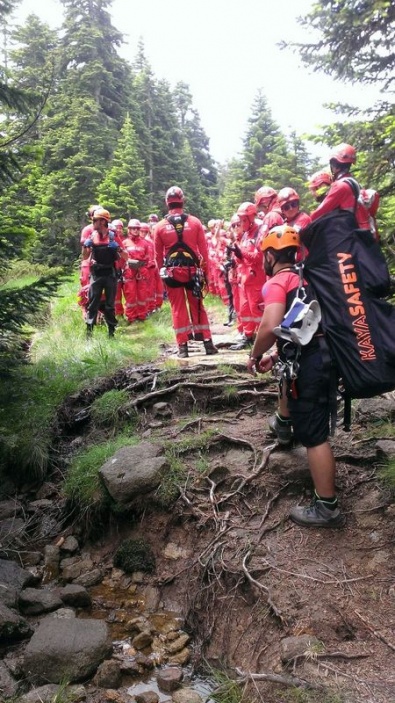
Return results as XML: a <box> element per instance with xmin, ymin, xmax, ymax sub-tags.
<box><xmin>113</xmin><ymin>537</ymin><xmax>156</xmax><ymax>574</ymax></box>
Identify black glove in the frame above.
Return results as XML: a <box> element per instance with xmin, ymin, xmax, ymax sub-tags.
<box><xmin>233</xmin><ymin>244</ymin><xmax>243</xmax><ymax>260</ymax></box>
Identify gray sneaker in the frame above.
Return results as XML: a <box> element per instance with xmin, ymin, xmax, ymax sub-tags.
<box><xmin>289</xmin><ymin>499</ymin><xmax>345</xmax><ymax>528</ymax></box>
<box><xmin>268</xmin><ymin>414</ymin><xmax>293</xmax><ymax>445</ymax></box>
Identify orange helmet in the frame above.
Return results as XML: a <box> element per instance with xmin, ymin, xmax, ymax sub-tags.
<box><xmin>254</xmin><ymin>186</ymin><xmax>277</xmax><ymax>207</ymax></box>
<box><xmin>329</xmin><ymin>143</ymin><xmax>356</xmax><ymax>165</ymax></box>
<box><xmin>92</xmin><ymin>207</ymin><xmax>110</xmax><ymax>222</ymax></box>
<box><xmin>260</xmin><ymin>225</ymin><xmax>300</xmax><ymax>252</ymax></box>
<box><xmin>237</xmin><ymin>202</ymin><xmax>257</xmax><ymax>220</ymax></box>
<box><xmin>87</xmin><ymin>204</ymin><xmax>102</xmax><ymax>219</ymax></box>
<box><xmin>165</xmin><ymin>186</ymin><xmax>184</xmax><ymax>205</ymax></box>
<box><xmin>278</xmin><ymin>187</ymin><xmax>299</xmax><ymax>206</ymax></box>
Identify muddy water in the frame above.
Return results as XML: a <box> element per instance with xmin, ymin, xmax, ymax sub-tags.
<box><xmin>79</xmin><ymin>580</ymin><xmax>216</xmax><ymax>701</ymax></box>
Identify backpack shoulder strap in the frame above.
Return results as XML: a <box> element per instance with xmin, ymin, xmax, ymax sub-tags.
<box><xmin>166</xmin><ymin>213</ymin><xmax>188</xmax><ymax>241</ymax></box>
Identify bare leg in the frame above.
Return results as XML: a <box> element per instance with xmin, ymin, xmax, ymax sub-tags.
<box><xmin>306</xmin><ymin>442</ymin><xmax>336</xmax><ymax>496</ymax></box>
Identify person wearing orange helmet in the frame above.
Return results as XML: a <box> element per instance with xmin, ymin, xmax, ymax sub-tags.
<box><xmin>310</xmin><ymin>144</ymin><xmax>370</xmax><ymax>229</ymax></box>
<box><xmin>229</xmin><ymin>202</ymin><xmax>266</xmax><ymax>350</ymax></box>
<box><xmin>277</xmin><ymin>187</ymin><xmax>312</xmax><ymax>230</ymax></box>
<box><xmin>154</xmin><ymin>186</ymin><xmax>218</xmax><ymax>358</ymax></box>
<box><xmin>254</xmin><ymin>185</ymin><xmax>284</xmax><ymax>241</ymax></box>
<box><xmin>83</xmin><ymin>208</ymin><xmax>127</xmax><ymax>338</ymax></box>
<box><xmin>246</xmin><ymin>224</ymin><xmax>344</xmax><ymax>528</ymax></box>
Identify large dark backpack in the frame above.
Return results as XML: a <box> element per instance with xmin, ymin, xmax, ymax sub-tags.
<box><xmin>162</xmin><ymin>213</ymin><xmax>200</xmax><ymax>289</ymax></box>
<box><xmin>301</xmin><ymin>211</ymin><xmax>395</xmax><ymax>400</ymax></box>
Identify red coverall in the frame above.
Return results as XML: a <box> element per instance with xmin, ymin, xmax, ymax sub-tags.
<box><xmin>257</xmin><ymin>201</ymin><xmax>284</xmax><ymax>244</ymax></box>
<box><xmin>310</xmin><ymin>174</ymin><xmax>370</xmax><ymax>229</ymax></box>
<box><xmin>154</xmin><ymin>209</ymin><xmax>213</xmax><ymax>344</ymax></box>
<box><xmin>239</xmin><ymin>223</ymin><xmax>266</xmax><ymax>338</ymax></box>
<box><xmin>123</xmin><ymin>235</ymin><xmax>150</xmax><ymax>322</ymax></box>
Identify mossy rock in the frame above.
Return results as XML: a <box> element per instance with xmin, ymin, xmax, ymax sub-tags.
<box><xmin>113</xmin><ymin>538</ymin><xmax>156</xmax><ymax>574</ymax></box>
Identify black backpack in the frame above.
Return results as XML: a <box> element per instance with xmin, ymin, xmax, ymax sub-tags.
<box><xmin>301</xmin><ymin>210</ymin><xmax>395</xmax><ymax>400</ymax></box>
<box><xmin>162</xmin><ymin>213</ymin><xmax>200</xmax><ymax>289</ymax></box>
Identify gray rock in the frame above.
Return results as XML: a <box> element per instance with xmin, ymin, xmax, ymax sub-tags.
<box><xmin>60</xmin><ymin>557</ymin><xmax>94</xmax><ymax>582</ymax></box>
<box><xmin>152</xmin><ymin>402</ymin><xmax>172</xmax><ymax>418</ymax></box>
<box><xmin>0</xmin><ymin>582</ymin><xmax>18</xmax><ymax>608</ymax></box>
<box><xmin>43</xmin><ymin>545</ymin><xmax>60</xmax><ymax>582</ymax></box>
<box><xmin>0</xmin><ymin>601</ymin><xmax>32</xmax><ymax>642</ymax></box>
<box><xmin>355</xmin><ymin>396</ymin><xmax>395</xmax><ymax>422</ymax></box>
<box><xmin>166</xmin><ymin>633</ymin><xmax>190</xmax><ymax>654</ymax></box>
<box><xmin>0</xmin><ymin>517</ymin><xmax>25</xmax><ymax>547</ymax></box>
<box><xmin>0</xmin><ymin>659</ymin><xmax>19</xmax><ymax>698</ymax></box>
<box><xmin>19</xmin><ymin>588</ymin><xmax>63</xmax><ymax>615</ymax></box>
<box><xmin>47</xmin><ymin>607</ymin><xmax>76</xmax><ymax>619</ymax></box>
<box><xmin>93</xmin><ymin>658</ymin><xmax>122</xmax><ymax>688</ymax></box>
<box><xmin>376</xmin><ymin>440</ymin><xmax>395</xmax><ymax>460</ymax></box>
<box><xmin>58</xmin><ymin>584</ymin><xmax>92</xmax><ymax>608</ymax></box>
<box><xmin>0</xmin><ymin>559</ymin><xmax>39</xmax><ymax>590</ymax></box>
<box><xmin>157</xmin><ymin>666</ymin><xmax>183</xmax><ymax>692</ymax></box>
<box><xmin>22</xmin><ymin>552</ymin><xmax>42</xmax><ymax>567</ymax></box>
<box><xmin>23</xmin><ymin>618</ymin><xmax>111</xmax><ymax>684</ymax></box>
<box><xmin>60</xmin><ymin>535</ymin><xmax>79</xmax><ymax>554</ymax></box>
<box><xmin>99</xmin><ymin>442</ymin><xmax>168</xmax><ymax>503</ymax></box>
<box><xmin>73</xmin><ymin>568</ymin><xmax>103</xmax><ymax>588</ymax></box>
<box><xmin>172</xmin><ymin>689</ymin><xmax>203</xmax><ymax>703</ymax></box>
<box><xmin>135</xmin><ymin>692</ymin><xmax>159</xmax><ymax>703</ymax></box>
<box><xmin>133</xmin><ymin>631</ymin><xmax>153</xmax><ymax>650</ymax></box>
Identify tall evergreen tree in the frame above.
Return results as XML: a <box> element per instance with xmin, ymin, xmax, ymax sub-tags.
<box><xmin>31</xmin><ymin>0</ymin><xmax>131</xmax><ymax>265</ymax></box>
<box><xmin>0</xmin><ymin>4</ymin><xmax>61</xmax><ymax>374</ymax></box>
<box><xmin>97</xmin><ymin>112</ymin><xmax>148</xmax><ymax>220</ymax></box>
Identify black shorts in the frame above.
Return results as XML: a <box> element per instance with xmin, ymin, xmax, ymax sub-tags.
<box><xmin>287</xmin><ymin>346</ymin><xmax>333</xmax><ymax>448</ymax></box>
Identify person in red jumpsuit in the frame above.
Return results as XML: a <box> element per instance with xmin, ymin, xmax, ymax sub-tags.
<box><xmin>277</xmin><ymin>188</ymin><xmax>312</xmax><ymax>230</ymax></box>
<box><xmin>154</xmin><ymin>186</ymin><xmax>218</xmax><ymax>358</ymax></box>
<box><xmin>227</xmin><ymin>214</ymin><xmax>243</xmax><ymax>334</ymax></box>
<box><xmin>307</xmin><ymin>170</ymin><xmax>333</xmax><ymax>204</ymax></box>
<box><xmin>229</xmin><ymin>202</ymin><xmax>266</xmax><ymax>350</ymax></box>
<box><xmin>139</xmin><ymin>222</ymin><xmax>157</xmax><ymax>314</ymax></box>
<box><xmin>110</xmin><ymin>219</ymin><xmax>127</xmax><ymax>317</ymax></box>
<box><xmin>122</xmin><ymin>219</ymin><xmax>151</xmax><ymax>323</ymax></box>
<box><xmin>254</xmin><ymin>186</ymin><xmax>284</xmax><ymax>242</ymax></box>
<box><xmin>310</xmin><ymin>144</ymin><xmax>370</xmax><ymax>229</ymax></box>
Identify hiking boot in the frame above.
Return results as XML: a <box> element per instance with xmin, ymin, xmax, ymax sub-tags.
<box><xmin>230</xmin><ymin>336</ymin><xmax>254</xmax><ymax>351</ymax></box>
<box><xmin>178</xmin><ymin>343</ymin><xmax>189</xmax><ymax>358</ymax></box>
<box><xmin>268</xmin><ymin>413</ymin><xmax>293</xmax><ymax>445</ymax></box>
<box><xmin>108</xmin><ymin>326</ymin><xmax>116</xmax><ymax>338</ymax></box>
<box><xmin>289</xmin><ymin>499</ymin><xmax>345</xmax><ymax>528</ymax></box>
<box><xmin>204</xmin><ymin>339</ymin><xmax>218</xmax><ymax>355</ymax></box>
<box><xmin>86</xmin><ymin>323</ymin><xmax>93</xmax><ymax>338</ymax></box>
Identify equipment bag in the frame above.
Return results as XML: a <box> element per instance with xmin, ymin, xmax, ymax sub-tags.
<box><xmin>301</xmin><ymin>212</ymin><xmax>395</xmax><ymax>399</ymax></box>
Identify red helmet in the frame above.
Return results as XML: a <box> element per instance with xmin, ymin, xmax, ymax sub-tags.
<box><xmin>148</xmin><ymin>213</ymin><xmax>159</xmax><ymax>222</ymax></box>
<box><xmin>278</xmin><ymin>187</ymin><xmax>299</xmax><ymax>206</ymax></box>
<box><xmin>127</xmin><ymin>218</ymin><xmax>141</xmax><ymax>229</ymax></box>
<box><xmin>111</xmin><ymin>219</ymin><xmax>124</xmax><ymax>228</ymax></box>
<box><xmin>254</xmin><ymin>186</ymin><xmax>277</xmax><ymax>206</ymax></box>
<box><xmin>140</xmin><ymin>222</ymin><xmax>150</xmax><ymax>233</ymax></box>
<box><xmin>92</xmin><ymin>207</ymin><xmax>110</xmax><ymax>222</ymax></box>
<box><xmin>237</xmin><ymin>202</ymin><xmax>257</xmax><ymax>220</ymax></box>
<box><xmin>165</xmin><ymin>186</ymin><xmax>184</xmax><ymax>205</ymax></box>
<box><xmin>308</xmin><ymin>170</ymin><xmax>332</xmax><ymax>190</ymax></box>
<box><xmin>329</xmin><ymin>143</ymin><xmax>356</xmax><ymax>165</ymax></box>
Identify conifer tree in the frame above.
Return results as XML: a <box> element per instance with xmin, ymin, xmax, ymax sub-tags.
<box><xmin>97</xmin><ymin>112</ymin><xmax>148</xmax><ymax>220</ymax></box>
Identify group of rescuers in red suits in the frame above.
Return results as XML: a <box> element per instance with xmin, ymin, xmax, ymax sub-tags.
<box><xmin>79</xmin><ymin>143</ymin><xmax>381</xmax><ymax>528</ymax></box>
